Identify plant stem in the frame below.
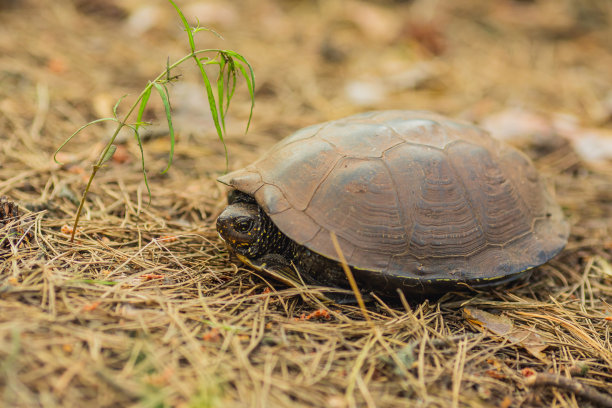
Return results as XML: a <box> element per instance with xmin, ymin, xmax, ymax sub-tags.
<box><xmin>68</xmin><ymin>49</ymin><xmax>224</xmax><ymax>242</ymax></box>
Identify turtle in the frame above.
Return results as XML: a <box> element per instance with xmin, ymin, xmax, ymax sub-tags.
<box><xmin>216</xmin><ymin>110</ymin><xmax>569</xmax><ymax>295</ymax></box>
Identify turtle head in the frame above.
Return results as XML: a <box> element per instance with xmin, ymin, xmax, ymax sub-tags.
<box><xmin>216</xmin><ymin>200</ymin><xmax>266</xmax><ymax>259</ymax></box>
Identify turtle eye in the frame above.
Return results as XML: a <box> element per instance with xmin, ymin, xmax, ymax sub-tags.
<box><xmin>234</xmin><ymin>218</ymin><xmax>254</xmax><ymax>233</ymax></box>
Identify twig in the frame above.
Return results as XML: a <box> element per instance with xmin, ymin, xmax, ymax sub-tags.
<box><xmin>525</xmin><ymin>373</ymin><xmax>612</xmax><ymax>408</ymax></box>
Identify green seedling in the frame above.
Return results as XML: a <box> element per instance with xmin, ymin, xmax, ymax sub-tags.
<box><xmin>55</xmin><ymin>0</ymin><xmax>255</xmax><ymax>242</ymax></box>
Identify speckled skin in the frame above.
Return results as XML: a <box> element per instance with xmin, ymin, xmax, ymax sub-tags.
<box><xmin>216</xmin><ymin>191</ymin><xmax>348</xmax><ymax>288</ymax></box>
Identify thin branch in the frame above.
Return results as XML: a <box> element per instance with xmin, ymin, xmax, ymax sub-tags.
<box><xmin>525</xmin><ymin>373</ymin><xmax>612</xmax><ymax>408</ymax></box>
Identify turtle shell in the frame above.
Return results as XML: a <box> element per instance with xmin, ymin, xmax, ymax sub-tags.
<box><xmin>218</xmin><ymin>111</ymin><xmax>569</xmax><ymax>285</ymax></box>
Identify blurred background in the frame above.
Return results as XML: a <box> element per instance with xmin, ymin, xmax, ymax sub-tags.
<box><xmin>1</xmin><ymin>0</ymin><xmax>611</xmax><ymax>177</ymax></box>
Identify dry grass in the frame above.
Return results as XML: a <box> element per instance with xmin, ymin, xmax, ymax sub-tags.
<box><xmin>1</xmin><ymin>0</ymin><xmax>611</xmax><ymax>407</ymax></box>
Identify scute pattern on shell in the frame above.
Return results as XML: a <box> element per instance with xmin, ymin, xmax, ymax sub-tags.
<box><xmin>219</xmin><ymin>111</ymin><xmax>569</xmax><ymax>282</ymax></box>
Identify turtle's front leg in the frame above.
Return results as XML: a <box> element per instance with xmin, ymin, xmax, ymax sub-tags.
<box><xmin>257</xmin><ymin>254</ymin><xmax>363</xmax><ymax>304</ymax></box>
<box><xmin>256</xmin><ymin>253</ymin><xmax>305</xmax><ymax>287</ymax></box>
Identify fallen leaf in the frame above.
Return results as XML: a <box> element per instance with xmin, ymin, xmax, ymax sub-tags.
<box><xmin>521</xmin><ymin>367</ymin><xmax>536</xmax><ymax>377</ymax></box>
<box><xmin>141</xmin><ymin>274</ymin><xmax>164</xmax><ymax>281</ymax></box>
<box><xmin>464</xmin><ymin>307</ymin><xmax>549</xmax><ymax>361</ymax></box>
<box><xmin>506</xmin><ymin>329</ymin><xmax>548</xmax><ymax>361</ymax></box>
<box><xmin>463</xmin><ymin>306</ymin><xmax>513</xmax><ymax>336</ymax></box>
<box><xmin>480</xmin><ymin>108</ymin><xmax>555</xmax><ymax>144</ymax></box>
<box><xmin>82</xmin><ymin>301</ymin><xmax>101</xmax><ymax>312</ymax></box>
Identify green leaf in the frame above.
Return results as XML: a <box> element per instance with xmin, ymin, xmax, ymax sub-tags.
<box><xmin>153</xmin><ymin>82</ymin><xmax>175</xmax><ymax>174</ymax></box>
<box><xmin>168</xmin><ymin>0</ymin><xmax>195</xmax><ymax>52</ymax></box>
<box><xmin>217</xmin><ymin>55</ymin><xmax>228</xmax><ymax>135</ymax></box>
<box><xmin>68</xmin><ymin>279</ymin><xmax>119</xmax><ymax>286</ymax></box>
<box><xmin>217</xmin><ymin>52</ymin><xmax>238</xmax><ymax>119</ymax></box>
<box><xmin>135</xmin><ymin>85</ymin><xmax>153</xmax><ymax>132</ymax></box>
<box><xmin>194</xmin><ymin>54</ymin><xmax>228</xmax><ymax>170</ymax></box>
<box><xmin>224</xmin><ymin>50</ymin><xmax>255</xmax><ymax>132</ymax></box>
<box><xmin>100</xmin><ymin>144</ymin><xmax>117</xmax><ymax>165</ymax></box>
<box><xmin>224</xmin><ymin>57</ymin><xmax>237</xmax><ymax>116</ymax></box>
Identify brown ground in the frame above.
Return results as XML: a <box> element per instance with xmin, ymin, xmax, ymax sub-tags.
<box><xmin>0</xmin><ymin>0</ymin><xmax>611</xmax><ymax>407</ymax></box>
